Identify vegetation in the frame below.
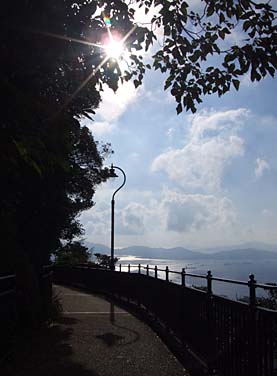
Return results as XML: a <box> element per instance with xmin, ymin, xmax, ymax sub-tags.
<box><xmin>129</xmin><ymin>0</ymin><xmax>277</xmax><ymax>113</ymax></box>
<box><xmin>238</xmin><ymin>283</ymin><xmax>277</xmax><ymax>310</ymax></box>
<box><xmin>54</xmin><ymin>241</ymin><xmax>91</xmax><ymax>265</ymax></box>
<box><xmin>0</xmin><ymin>0</ymin><xmax>276</xmax><ymax>322</ymax></box>
<box><xmin>94</xmin><ymin>253</ymin><xmax>119</xmax><ymax>269</ymax></box>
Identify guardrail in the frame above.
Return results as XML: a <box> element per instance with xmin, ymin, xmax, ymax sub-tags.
<box><xmin>0</xmin><ymin>267</ymin><xmax>53</xmax><ymax>362</ymax></box>
<box><xmin>0</xmin><ymin>274</ymin><xmax>16</xmax><ymax>361</ymax></box>
<box><xmin>54</xmin><ymin>265</ymin><xmax>277</xmax><ymax>376</ymax></box>
<box><xmin>118</xmin><ymin>263</ymin><xmax>277</xmax><ymax>307</ymax></box>
<box><xmin>40</xmin><ymin>266</ymin><xmax>53</xmax><ymax>321</ymax></box>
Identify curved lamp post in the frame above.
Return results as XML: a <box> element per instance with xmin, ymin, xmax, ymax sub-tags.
<box><xmin>110</xmin><ymin>164</ymin><xmax>126</xmax><ymax>271</ymax></box>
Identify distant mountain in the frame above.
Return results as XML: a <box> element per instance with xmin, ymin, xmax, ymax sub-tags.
<box><xmin>85</xmin><ymin>242</ymin><xmax>110</xmax><ymax>254</ymax></box>
<box><xmin>115</xmin><ymin>246</ymin><xmax>205</xmax><ymax>260</ymax></box>
<box><xmin>212</xmin><ymin>248</ymin><xmax>277</xmax><ymax>260</ymax></box>
<box><xmin>198</xmin><ymin>242</ymin><xmax>277</xmax><ymax>253</ymax></box>
<box><xmin>84</xmin><ymin>243</ymin><xmax>277</xmax><ymax>261</ymax></box>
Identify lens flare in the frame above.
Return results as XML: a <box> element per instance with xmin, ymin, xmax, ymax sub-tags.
<box><xmin>104</xmin><ymin>17</ymin><xmax>111</xmax><ymax>27</ymax></box>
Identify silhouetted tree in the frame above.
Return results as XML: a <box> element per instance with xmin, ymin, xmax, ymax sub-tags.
<box><xmin>0</xmin><ymin>0</ymin><xmax>276</xmax><ymax>321</ymax></box>
<box><xmin>239</xmin><ymin>283</ymin><xmax>277</xmax><ymax>310</ymax></box>
<box><xmin>0</xmin><ymin>1</ymin><xmax>114</xmax><ymax>322</ymax></box>
<box><xmin>0</xmin><ymin>1</ymin><xmax>113</xmax><ymax>274</ymax></box>
<box><xmin>94</xmin><ymin>253</ymin><xmax>120</xmax><ymax>269</ymax></box>
<box><xmin>54</xmin><ymin>241</ymin><xmax>91</xmax><ymax>265</ymax></box>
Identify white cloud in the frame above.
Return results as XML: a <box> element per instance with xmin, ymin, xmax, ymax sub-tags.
<box><xmin>81</xmin><ymin>81</ymin><xmax>143</xmax><ymax>135</ymax></box>
<box><xmin>262</xmin><ymin>208</ymin><xmax>272</xmax><ymax>217</ymax></box>
<box><xmin>85</xmin><ymin>120</ymin><xmax>116</xmax><ymax>136</ymax></box>
<box><xmin>151</xmin><ymin>108</ymin><xmax>248</xmax><ymax>191</ymax></box>
<box><xmin>160</xmin><ymin>190</ymin><xmax>236</xmax><ymax>233</ymax></box>
<box><xmin>97</xmin><ymin>81</ymin><xmax>141</xmax><ymax>122</ymax></box>
<box><xmin>81</xmin><ymin>185</ymin><xmax>237</xmax><ymax>248</ymax></box>
<box><xmin>255</xmin><ymin>158</ymin><xmax>270</xmax><ymax>178</ymax></box>
<box><xmin>117</xmin><ymin>202</ymin><xmax>150</xmax><ymax>235</ymax></box>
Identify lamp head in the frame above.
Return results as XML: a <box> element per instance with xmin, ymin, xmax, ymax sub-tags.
<box><xmin>110</xmin><ymin>163</ymin><xmax>118</xmax><ymax>178</ymax></box>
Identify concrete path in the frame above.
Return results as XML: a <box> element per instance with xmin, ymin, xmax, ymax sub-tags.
<box><xmin>2</xmin><ymin>285</ymin><xmax>190</xmax><ymax>376</ymax></box>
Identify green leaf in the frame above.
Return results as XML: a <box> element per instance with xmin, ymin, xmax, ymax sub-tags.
<box><xmin>232</xmin><ymin>79</ymin><xmax>240</xmax><ymax>91</ymax></box>
<box><xmin>181</xmin><ymin>2</ymin><xmax>188</xmax><ymax>20</ymax></box>
<box><xmin>189</xmin><ymin>50</ymin><xmax>201</xmax><ymax>62</ymax></box>
<box><xmin>241</xmin><ymin>0</ymin><xmax>250</xmax><ymax>9</ymax></box>
<box><xmin>243</xmin><ymin>20</ymin><xmax>251</xmax><ymax>32</ymax></box>
<box><xmin>219</xmin><ymin>12</ymin><xmax>225</xmax><ymax>23</ymax></box>
<box><xmin>134</xmin><ymin>79</ymin><xmax>140</xmax><ymax>88</ymax></box>
<box><xmin>207</xmin><ymin>5</ymin><xmax>214</xmax><ymax>17</ymax></box>
<box><xmin>176</xmin><ymin>103</ymin><xmax>182</xmax><ymax>114</ymax></box>
<box><xmin>219</xmin><ymin>30</ymin><xmax>225</xmax><ymax>40</ymax></box>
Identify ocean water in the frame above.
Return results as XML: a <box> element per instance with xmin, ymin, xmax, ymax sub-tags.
<box><xmin>116</xmin><ymin>256</ymin><xmax>277</xmax><ymax>300</ymax></box>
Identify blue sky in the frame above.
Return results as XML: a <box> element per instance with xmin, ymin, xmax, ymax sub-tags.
<box><xmin>80</xmin><ymin>5</ymin><xmax>277</xmax><ymax>250</ymax></box>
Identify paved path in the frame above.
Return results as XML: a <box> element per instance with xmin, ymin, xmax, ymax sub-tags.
<box><xmin>3</xmin><ymin>285</ymin><xmax>190</xmax><ymax>376</ymax></box>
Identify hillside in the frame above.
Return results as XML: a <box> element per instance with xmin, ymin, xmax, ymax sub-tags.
<box><xmin>86</xmin><ymin>243</ymin><xmax>277</xmax><ymax>261</ymax></box>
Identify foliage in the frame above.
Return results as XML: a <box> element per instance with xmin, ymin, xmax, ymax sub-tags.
<box><xmin>124</xmin><ymin>0</ymin><xmax>277</xmax><ymax>113</ymax></box>
<box><xmin>94</xmin><ymin>253</ymin><xmax>119</xmax><ymax>269</ymax></box>
<box><xmin>1</xmin><ymin>0</ymin><xmax>276</xmax><ymax>269</ymax></box>
<box><xmin>54</xmin><ymin>241</ymin><xmax>91</xmax><ymax>265</ymax></box>
<box><xmin>0</xmin><ymin>1</ymin><xmax>113</xmax><ymax>272</ymax></box>
<box><xmin>1</xmin><ymin>1</ymin><xmax>274</xmax><ymax>119</ymax></box>
<box><xmin>238</xmin><ymin>283</ymin><xmax>277</xmax><ymax>310</ymax></box>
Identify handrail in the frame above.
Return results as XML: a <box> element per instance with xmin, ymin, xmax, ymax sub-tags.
<box><xmin>0</xmin><ymin>274</ymin><xmax>15</xmax><ymax>281</ymax></box>
<box><xmin>117</xmin><ymin>263</ymin><xmax>277</xmax><ymax>287</ymax></box>
<box><xmin>54</xmin><ymin>265</ymin><xmax>277</xmax><ymax>375</ymax></box>
<box><xmin>115</xmin><ymin>263</ymin><xmax>277</xmax><ymax>306</ymax></box>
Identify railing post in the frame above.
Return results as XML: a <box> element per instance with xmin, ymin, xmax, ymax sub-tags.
<box><xmin>248</xmin><ymin>274</ymin><xmax>256</xmax><ymax>307</ymax></box>
<box><xmin>207</xmin><ymin>270</ymin><xmax>213</xmax><ymax>295</ymax></box>
<box><xmin>248</xmin><ymin>274</ymin><xmax>258</xmax><ymax>376</ymax></box>
<box><xmin>119</xmin><ymin>264</ymin><xmax>121</xmax><ymax>272</ymax></box>
<box><xmin>146</xmin><ymin>264</ymin><xmax>149</xmax><ymax>276</ymax></box>
<box><xmin>155</xmin><ymin>265</ymin><xmax>158</xmax><ymax>279</ymax></box>
<box><xmin>165</xmin><ymin>266</ymin><xmax>169</xmax><ymax>282</ymax></box>
<box><xmin>128</xmin><ymin>264</ymin><xmax>131</xmax><ymax>273</ymax></box>
<box><xmin>138</xmin><ymin>264</ymin><xmax>141</xmax><ymax>274</ymax></box>
<box><xmin>181</xmin><ymin>268</ymin><xmax>186</xmax><ymax>286</ymax></box>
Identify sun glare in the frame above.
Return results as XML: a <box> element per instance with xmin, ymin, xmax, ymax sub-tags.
<box><xmin>105</xmin><ymin>40</ymin><xmax>124</xmax><ymax>60</ymax></box>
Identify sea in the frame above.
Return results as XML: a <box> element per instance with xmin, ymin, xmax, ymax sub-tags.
<box><xmin>116</xmin><ymin>256</ymin><xmax>277</xmax><ymax>300</ymax></box>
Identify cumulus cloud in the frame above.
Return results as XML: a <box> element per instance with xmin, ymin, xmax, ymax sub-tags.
<box><xmin>81</xmin><ymin>81</ymin><xmax>142</xmax><ymax>135</ymax></box>
<box><xmin>80</xmin><ymin>184</ymin><xmax>240</xmax><ymax>248</ymax></box>
<box><xmin>118</xmin><ymin>202</ymin><xmax>149</xmax><ymax>235</ymax></box>
<box><xmin>255</xmin><ymin>158</ymin><xmax>270</xmax><ymax>178</ymax></box>
<box><xmin>97</xmin><ymin>81</ymin><xmax>141</xmax><ymax>122</ymax></box>
<box><xmin>151</xmin><ymin>108</ymin><xmax>248</xmax><ymax>191</ymax></box>
<box><xmin>86</xmin><ymin>120</ymin><xmax>116</xmax><ymax>136</ymax></box>
<box><xmin>160</xmin><ymin>190</ymin><xmax>236</xmax><ymax>233</ymax></box>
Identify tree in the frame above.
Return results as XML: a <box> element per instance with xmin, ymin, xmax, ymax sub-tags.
<box><xmin>1</xmin><ymin>0</ymin><xmax>275</xmax><ymax>273</ymax></box>
<box><xmin>94</xmin><ymin>253</ymin><xmax>120</xmax><ymax>269</ymax></box>
<box><xmin>123</xmin><ymin>0</ymin><xmax>277</xmax><ymax>113</ymax></box>
<box><xmin>54</xmin><ymin>241</ymin><xmax>91</xmax><ymax>265</ymax></box>
<box><xmin>0</xmin><ymin>1</ymin><xmax>114</xmax><ymax>274</ymax></box>
<box><xmin>2</xmin><ymin>1</ymin><xmax>275</xmax><ymax>118</ymax></box>
<box><xmin>238</xmin><ymin>283</ymin><xmax>277</xmax><ymax>310</ymax></box>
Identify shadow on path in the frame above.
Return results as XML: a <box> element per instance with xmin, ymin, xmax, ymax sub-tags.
<box><xmin>2</xmin><ymin>310</ymin><xmax>99</xmax><ymax>376</ymax></box>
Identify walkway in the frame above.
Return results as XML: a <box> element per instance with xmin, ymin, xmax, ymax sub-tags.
<box><xmin>2</xmin><ymin>285</ymin><xmax>190</xmax><ymax>376</ymax></box>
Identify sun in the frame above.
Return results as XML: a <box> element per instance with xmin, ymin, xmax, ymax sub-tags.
<box><xmin>104</xmin><ymin>40</ymin><xmax>125</xmax><ymax>60</ymax></box>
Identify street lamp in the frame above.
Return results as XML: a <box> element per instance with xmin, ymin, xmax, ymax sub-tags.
<box><xmin>110</xmin><ymin>164</ymin><xmax>126</xmax><ymax>271</ymax></box>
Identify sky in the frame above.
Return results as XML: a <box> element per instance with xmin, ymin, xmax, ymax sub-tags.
<box><xmin>80</xmin><ymin>4</ymin><xmax>277</xmax><ymax>250</ymax></box>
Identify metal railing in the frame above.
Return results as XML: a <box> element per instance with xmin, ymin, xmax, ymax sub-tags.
<box><xmin>117</xmin><ymin>263</ymin><xmax>277</xmax><ymax>307</ymax></box>
<box><xmin>54</xmin><ymin>264</ymin><xmax>277</xmax><ymax>376</ymax></box>
<box><xmin>0</xmin><ymin>267</ymin><xmax>53</xmax><ymax>362</ymax></box>
<box><xmin>0</xmin><ymin>274</ymin><xmax>16</xmax><ymax>361</ymax></box>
